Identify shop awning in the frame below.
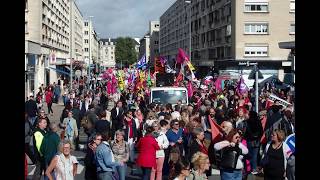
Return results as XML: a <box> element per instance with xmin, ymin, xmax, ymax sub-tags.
<box><xmin>46</xmin><ymin>67</ymin><xmax>70</xmax><ymax>76</ymax></box>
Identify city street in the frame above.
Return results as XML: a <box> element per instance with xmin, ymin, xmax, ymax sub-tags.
<box><xmin>26</xmin><ymin>102</ymin><xmax>264</xmax><ymax>180</ymax></box>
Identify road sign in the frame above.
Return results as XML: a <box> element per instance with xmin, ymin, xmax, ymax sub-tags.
<box><xmin>285</xmin><ymin>133</ymin><xmax>295</xmax><ymax>153</ymax></box>
<box><xmin>75</xmin><ymin>70</ymin><xmax>81</xmax><ymax>77</ymax></box>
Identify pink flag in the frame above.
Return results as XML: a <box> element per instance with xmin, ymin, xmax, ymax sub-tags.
<box><xmin>214</xmin><ymin>77</ymin><xmax>222</xmax><ymax>92</ymax></box>
<box><xmin>187</xmin><ymin>81</ymin><xmax>194</xmax><ymax>98</ymax></box>
<box><xmin>177</xmin><ymin>48</ymin><xmax>189</xmax><ymax>64</ymax></box>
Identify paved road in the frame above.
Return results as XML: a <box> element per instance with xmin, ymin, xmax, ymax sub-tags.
<box><xmin>27</xmin><ymin>101</ymin><xmax>264</xmax><ymax>180</ymax></box>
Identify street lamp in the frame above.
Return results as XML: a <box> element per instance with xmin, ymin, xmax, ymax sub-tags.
<box><xmin>185</xmin><ymin>0</ymin><xmax>192</xmax><ymax>61</ymax></box>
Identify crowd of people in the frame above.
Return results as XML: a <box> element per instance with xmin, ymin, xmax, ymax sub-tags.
<box><xmin>25</xmin><ymin>70</ymin><xmax>295</xmax><ymax>180</ymax></box>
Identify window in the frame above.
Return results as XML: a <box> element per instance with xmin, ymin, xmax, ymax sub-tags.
<box><xmin>244</xmin><ymin>23</ymin><xmax>268</xmax><ymax>34</ymax></box>
<box><xmin>85</xmin><ymin>48</ymin><xmax>89</xmax><ymax>52</ymax></box>
<box><xmin>85</xmin><ymin>39</ymin><xmax>88</xmax><ymax>43</ymax></box>
<box><xmin>85</xmin><ymin>31</ymin><xmax>88</xmax><ymax>35</ymax></box>
<box><xmin>290</xmin><ymin>23</ymin><xmax>295</xmax><ymax>34</ymax></box>
<box><xmin>155</xmin><ymin>40</ymin><xmax>159</xmax><ymax>45</ymax></box>
<box><xmin>244</xmin><ymin>0</ymin><xmax>268</xmax><ymax>12</ymax></box>
<box><xmin>244</xmin><ymin>46</ymin><xmax>268</xmax><ymax>57</ymax></box>
<box><xmin>290</xmin><ymin>0</ymin><xmax>295</xmax><ymax>12</ymax></box>
<box><xmin>85</xmin><ymin>22</ymin><xmax>88</xmax><ymax>26</ymax></box>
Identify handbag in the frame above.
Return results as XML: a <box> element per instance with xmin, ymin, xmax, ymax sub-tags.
<box><xmin>219</xmin><ymin>146</ymin><xmax>240</xmax><ymax>169</ymax></box>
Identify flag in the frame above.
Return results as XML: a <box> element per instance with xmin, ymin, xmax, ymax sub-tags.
<box><xmin>208</xmin><ymin>117</ymin><xmax>224</xmax><ymax>143</ymax></box>
<box><xmin>154</xmin><ymin>56</ymin><xmax>165</xmax><ymax>74</ymax></box>
<box><xmin>187</xmin><ymin>81</ymin><xmax>194</xmax><ymax>98</ymax></box>
<box><xmin>177</xmin><ymin>48</ymin><xmax>189</xmax><ymax>64</ymax></box>
<box><xmin>159</xmin><ymin>56</ymin><xmax>167</xmax><ymax>67</ymax></box>
<box><xmin>165</xmin><ymin>64</ymin><xmax>176</xmax><ymax>73</ymax></box>
<box><xmin>136</xmin><ymin>54</ymin><xmax>147</xmax><ymax>69</ymax></box>
<box><xmin>174</xmin><ymin>71</ymin><xmax>183</xmax><ymax>86</ymax></box>
<box><xmin>236</xmin><ymin>75</ymin><xmax>249</xmax><ymax>95</ymax></box>
<box><xmin>214</xmin><ymin>77</ymin><xmax>222</xmax><ymax>92</ymax></box>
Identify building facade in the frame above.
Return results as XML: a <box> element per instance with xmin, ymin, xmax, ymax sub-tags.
<box><xmin>99</xmin><ymin>38</ymin><xmax>116</xmax><ymax>68</ymax></box>
<box><xmin>160</xmin><ymin>0</ymin><xmax>295</xmax><ymax>80</ymax></box>
<box><xmin>25</xmin><ymin>0</ymin><xmax>71</xmax><ymax>97</ymax></box>
<box><xmin>70</xmin><ymin>0</ymin><xmax>84</xmax><ymax>66</ymax></box>
<box><xmin>149</xmin><ymin>21</ymin><xmax>160</xmax><ymax>66</ymax></box>
<box><xmin>139</xmin><ymin>33</ymin><xmax>150</xmax><ymax>63</ymax></box>
<box><xmin>160</xmin><ymin>0</ymin><xmax>190</xmax><ymax>62</ymax></box>
<box><xmin>83</xmin><ymin>20</ymin><xmax>99</xmax><ymax>75</ymax></box>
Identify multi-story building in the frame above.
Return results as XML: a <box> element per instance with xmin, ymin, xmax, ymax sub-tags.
<box><xmin>160</xmin><ymin>0</ymin><xmax>295</xmax><ymax>81</ymax></box>
<box><xmin>139</xmin><ymin>33</ymin><xmax>150</xmax><ymax>63</ymax></box>
<box><xmin>25</xmin><ymin>0</ymin><xmax>71</xmax><ymax>97</ymax></box>
<box><xmin>83</xmin><ymin>20</ymin><xmax>99</xmax><ymax>75</ymax></box>
<box><xmin>149</xmin><ymin>21</ymin><xmax>160</xmax><ymax>66</ymax></box>
<box><xmin>70</xmin><ymin>0</ymin><xmax>84</xmax><ymax>70</ymax></box>
<box><xmin>160</xmin><ymin>0</ymin><xmax>190</xmax><ymax>63</ymax></box>
<box><xmin>99</xmin><ymin>38</ymin><xmax>117</xmax><ymax>68</ymax></box>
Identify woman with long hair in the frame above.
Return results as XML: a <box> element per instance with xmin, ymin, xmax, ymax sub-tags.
<box><xmin>169</xmin><ymin>159</ymin><xmax>190</xmax><ymax>180</ymax></box>
<box><xmin>188</xmin><ymin>152</ymin><xmax>210</xmax><ymax>180</ymax></box>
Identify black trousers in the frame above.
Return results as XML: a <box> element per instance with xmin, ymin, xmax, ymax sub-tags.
<box><xmin>47</xmin><ymin>102</ymin><xmax>53</xmax><ymax>114</ymax></box>
<box><xmin>32</xmin><ymin>157</ymin><xmax>46</xmax><ymax>180</ymax></box>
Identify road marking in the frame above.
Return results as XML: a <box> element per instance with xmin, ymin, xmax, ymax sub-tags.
<box><xmin>77</xmin><ymin>163</ymin><xmax>84</xmax><ymax>174</ymax></box>
<box><xmin>211</xmin><ymin>168</ymin><xmax>220</xmax><ymax>175</ymax></box>
<box><xmin>28</xmin><ymin>165</ymin><xmax>36</xmax><ymax>175</ymax></box>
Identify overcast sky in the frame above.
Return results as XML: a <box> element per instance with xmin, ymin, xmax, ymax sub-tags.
<box><xmin>76</xmin><ymin>0</ymin><xmax>176</xmax><ymax>39</ymax></box>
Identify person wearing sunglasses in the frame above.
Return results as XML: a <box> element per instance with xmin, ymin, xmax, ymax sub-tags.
<box><xmin>169</xmin><ymin>159</ymin><xmax>190</xmax><ymax>180</ymax></box>
<box><xmin>214</xmin><ymin>129</ymin><xmax>248</xmax><ymax>180</ymax></box>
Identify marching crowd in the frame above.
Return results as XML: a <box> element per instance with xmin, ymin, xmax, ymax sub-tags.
<box><xmin>25</xmin><ymin>72</ymin><xmax>295</xmax><ymax>180</ymax></box>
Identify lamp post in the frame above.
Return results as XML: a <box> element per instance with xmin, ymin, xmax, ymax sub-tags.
<box><xmin>185</xmin><ymin>0</ymin><xmax>192</xmax><ymax>61</ymax></box>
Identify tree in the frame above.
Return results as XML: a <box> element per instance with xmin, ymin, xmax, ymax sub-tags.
<box><xmin>115</xmin><ymin>37</ymin><xmax>138</xmax><ymax>67</ymax></box>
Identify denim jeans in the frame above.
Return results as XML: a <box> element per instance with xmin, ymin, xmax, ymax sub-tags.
<box><xmin>141</xmin><ymin>167</ymin><xmax>152</xmax><ymax>180</ymax></box>
<box><xmin>220</xmin><ymin>169</ymin><xmax>242</xmax><ymax>180</ymax></box>
<box><xmin>247</xmin><ymin>140</ymin><xmax>260</xmax><ymax>170</ymax></box>
<box><xmin>116</xmin><ymin>164</ymin><xmax>127</xmax><ymax>180</ymax></box>
<box><xmin>97</xmin><ymin>171</ymin><xmax>113</xmax><ymax>180</ymax></box>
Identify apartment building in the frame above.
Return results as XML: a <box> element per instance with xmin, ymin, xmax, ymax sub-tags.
<box><xmin>160</xmin><ymin>0</ymin><xmax>295</xmax><ymax>81</ymax></box>
<box><xmin>139</xmin><ymin>33</ymin><xmax>150</xmax><ymax>63</ymax></box>
<box><xmin>25</xmin><ymin>0</ymin><xmax>71</xmax><ymax>97</ymax></box>
<box><xmin>83</xmin><ymin>20</ymin><xmax>99</xmax><ymax>75</ymax></box>
<box><xmin>99</xmin><ymin>38</ymin><xmax>116</xmax><ymax>68</ymax></box>
<box><xmin>160</xmin><ymin>0</ymin><xmax>190</xmax><ymax>62</ymax></box>
<box><xmin>149</xmin><ymin>21</ymin><xmax>160</xmax><ymax>66</ymax></box>
<box><xmin>70</xmin><ymin>0</ymin><xmax>84</xmax><ymax>65</ymax></box>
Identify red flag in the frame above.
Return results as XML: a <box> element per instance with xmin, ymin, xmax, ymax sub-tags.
<box><xmin>208</xmin><ymin>116</ymin><xmax>224</xmax><ymax>143</ymax></box>
<box><xmin>187</xmin><ymin>81</ymin><xmax>193</xmax><ymax>98</ymax></box>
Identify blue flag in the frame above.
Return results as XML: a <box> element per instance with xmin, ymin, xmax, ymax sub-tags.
<box><xmin>136</xmin><ymin>54</ymin><xmax>147</xmax><ymax>69</ymax></box>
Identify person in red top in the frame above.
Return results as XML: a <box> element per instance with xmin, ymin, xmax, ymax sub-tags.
<box><xmin>45</xmin><ymin>87</ymin><xmax>54</xmax><ymax>116</ymax></box>
<box><xmin>136</xmin><ymin>126</ymin><xmax>160</xmax><ymax>180</ymax></box>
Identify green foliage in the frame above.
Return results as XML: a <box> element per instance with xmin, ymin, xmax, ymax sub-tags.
<box><xmin>115</xmin><ymin>37</ymin><xmax>138</xmax><ymax>66</ymax></box>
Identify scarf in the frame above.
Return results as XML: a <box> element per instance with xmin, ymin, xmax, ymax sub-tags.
<box><xmin>197</xmin><ymin>139</ymin><xmax>208</xmax><ymax>155</ymax></box>
<box><xmin>127</xmin><ymin>120</ymin><xmax>134</xmax><ymax>138</ymax></box>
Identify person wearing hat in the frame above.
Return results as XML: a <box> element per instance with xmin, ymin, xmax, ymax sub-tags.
<box><xmin>25</xmin><ymin>93</ymin><xmax>38</xmax><ymax>126</ymax></box>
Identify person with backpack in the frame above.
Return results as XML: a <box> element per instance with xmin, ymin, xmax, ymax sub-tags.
<box><xmin>260</xmin><ymin>129</ymin><xmax>292</xmax><ymax>180</ymax></box>
<box><xmin>40</xmin><ymin>123</ymin><xmax>60</xmax><ymax>180</ymax></box>
<box><xmin>214</xmin><ymin>129</ymin><xmax>248</xmax><ymax>180</ymax></box>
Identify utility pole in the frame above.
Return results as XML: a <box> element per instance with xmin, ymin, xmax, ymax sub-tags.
<box><xmin>185</xmin><ymin>0</ymin><xmax>192</xmax><ymax>61</ymax></box>
<box><xmin>70</xmin><ymin>0</ymin><xmax>73</xmax><ymax>89</ymax></box>
<box><xmin>238</xmin><ymin>61</ymin><xmax>261</xmax><ymax>113</ymax></box>
<box><xmin>88</xmin><ymin>16</ymin><xmax>94</xmax><ymax>89</ymax></box>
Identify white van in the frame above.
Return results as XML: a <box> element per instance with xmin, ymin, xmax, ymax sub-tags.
<box><xmin>150</xmin><ymin>87</ymin><xmax>188</xmax><ymax>106</ymax></box>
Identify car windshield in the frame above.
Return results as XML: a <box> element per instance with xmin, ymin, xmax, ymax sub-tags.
<box><xmin>151</xmin><ymin>90</ymin><xmax>188</xmax><ymax>105</ymax></box>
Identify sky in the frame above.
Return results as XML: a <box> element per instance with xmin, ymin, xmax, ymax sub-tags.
<box><xmin>76</xmin><ymin>0</ymin><xmax>176</xmax><ymax>39</ymax></box>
